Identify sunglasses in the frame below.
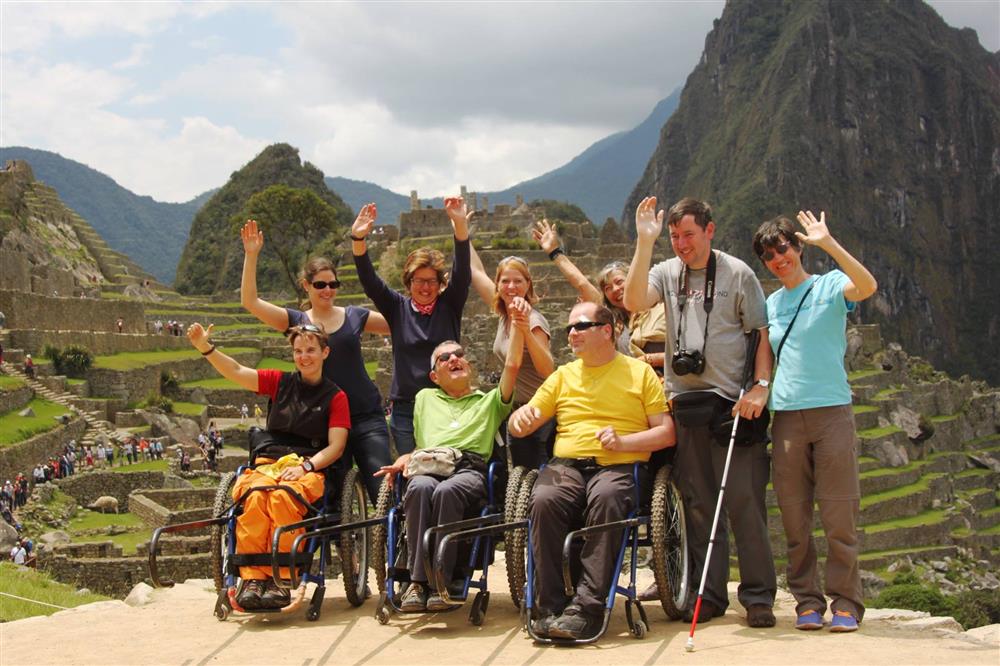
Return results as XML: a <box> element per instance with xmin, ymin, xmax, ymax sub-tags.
<box><xmin>758</xmin><ymin>241</ymin><xmax>793</xmax><ymax>262</ymax></box>
<box><xmin>564</xmin><ymin>320</ymin><xmax>607</xmax><ymax>335</ymax></box>
<box><xmin>435</xmin><ymin>348</ymin><xmax>466</xmax><ymax>366</ymax></box>
<box><xmin>291</xmin><ymin>323</ymin><xmax>323</xmax><ymax>335</ymax></box>
<box><xmin>311</xmin><ymin>280</ymin><xmax>341</xmax><ymax>290</ymax></box>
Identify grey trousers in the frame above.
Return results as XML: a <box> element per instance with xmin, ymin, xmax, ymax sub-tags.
<box><xmin>529</xmin><ymin>463</ymin><xmax>637</xmax><ymax>616</ymax></box>
<box><xmin>673</xmin><ymin>422</ymin><xmax>776</xmax><ymax>611</ymax></box>
<box><xmin>772</xmin><ymin>405</ymin><xmax>864</xmax><ymax>620</ymax></box>
<box><xmin>403</xmin><ymin>470</ymin><xmax>485</xmax><ymax>584</ymax></box>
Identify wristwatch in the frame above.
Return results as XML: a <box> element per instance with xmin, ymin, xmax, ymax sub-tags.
<box><xmin>755</xmin><ymin>379</ymin><xmax>770</xmax><ymax>389</ymax></box>
<box><xmin>301</xmin><ymin>459</ymin><xmax>315</xmax><ymax>473</ymax></box>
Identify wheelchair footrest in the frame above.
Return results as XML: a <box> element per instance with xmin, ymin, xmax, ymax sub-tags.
<box><xmin>230</xmin><ymin>552</ymin><xmax>314</xmax><ymax>568</ymax></box>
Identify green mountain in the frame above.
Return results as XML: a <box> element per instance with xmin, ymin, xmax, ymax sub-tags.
<box><xmin>624</xmin><ymin>0</ymin><xmax>1000</xmax><ymax>383</ymax></box>
<box><xmin>174</xmin><ymin>143</ymin><xmax>353</xmax><ymax>295</ymax></box>
<box><xmin>0</xmin><ymin>146</ymin><xmax>210</xmax><ymax>284</ymax></box>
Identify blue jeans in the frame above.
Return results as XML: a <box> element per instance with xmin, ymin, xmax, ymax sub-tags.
<box><xmin>347</xmin><ymin>410</ymin><xmax>393</xmax><ymax>504</ymax></box>
<box><xmin>389</xmin><ymin>400</ymin><xmax>416</xmax><ymax>457</ymax></box>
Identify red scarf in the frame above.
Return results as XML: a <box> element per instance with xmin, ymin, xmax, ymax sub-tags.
<box><xmin>411</xmin><ymin>299</ymin><xmax>437</xmax><ymax>316</ymax></box>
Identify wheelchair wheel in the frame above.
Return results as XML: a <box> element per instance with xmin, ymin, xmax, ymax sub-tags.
<box><xmin>338</xmin><ymin>467</ymin><xmax>370</xmax><ymax>607</ymax></box>
<box><xmin>371</xmin><ymin>477</ymin><xmax>393</xmax><ymax>593</ymax></box>
<box><xmin>210</xmin><ymin>471</ymin><xmax>238</xmax><ymax>593</ymax></box>
<box><xmin>505</xmin><ymin>468</ymin><xmax>536</xmax><ymax>608</ymax></box>
<box><xmin>650</xmin><ymin>465</ymin><xmax>689</xmax><ymax>619</ymax></box>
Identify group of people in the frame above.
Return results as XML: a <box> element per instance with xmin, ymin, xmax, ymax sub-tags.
<box><xmin>154</xmin><ymin>320</ymin><xmax>186</xmax><ymax>336</ymax></box>
<box><xmin>185</xmin><ymin>193</ymin><xmax>875</xmax><ymax>638</ymax></box>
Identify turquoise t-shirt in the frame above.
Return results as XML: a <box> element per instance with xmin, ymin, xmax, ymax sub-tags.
<box><xmin>413</xmin><ymin>387</ymin><xmax>513</xmax><ymax>458</ymax></box>
<box><xmin>767</xmin><ymin>270</ymin><xmax>856</xmax><ymax>411</ymax></box>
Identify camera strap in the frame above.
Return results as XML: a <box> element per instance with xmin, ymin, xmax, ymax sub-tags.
<box><xmin>774</xmin><ymin>277</ymin><xmax>817</xmax><ymax>370</ymax></box>
<box><xmin>675</xmin><ymin>250</ymin><xmax>717</xmax><ymax>359</ymax></box>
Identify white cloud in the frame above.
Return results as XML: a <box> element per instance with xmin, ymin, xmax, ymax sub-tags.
<box><xmin>113</xmin><ymin>42</ymin><xmax>152</xmax><ymax>70</ymax></box>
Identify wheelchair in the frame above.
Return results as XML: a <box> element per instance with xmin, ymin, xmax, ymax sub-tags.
<box><xmin>370</xmin><ymin>444</ymin><xmax>516</xmax><ymax>627</ymax></box>
<box><xmin>148</xmin><ymin>437</ymin><xmax>373</xmax><ymax>622</ymax></box>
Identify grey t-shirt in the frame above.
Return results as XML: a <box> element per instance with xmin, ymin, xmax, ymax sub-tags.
<box><xmin>493</xmin><ymin>308</ymin><xmax>551</xmax><ymax>404</ymax></box>
<box><xmin>648</xmin><ymin>250</ymin><xmax>767</xmax><ymax>401</ymax></box>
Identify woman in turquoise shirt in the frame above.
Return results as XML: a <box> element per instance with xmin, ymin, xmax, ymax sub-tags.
<box><xmin>752</xmin><ymin>210</ymin><xmax>877</xmax><ymax>634</ymax></box>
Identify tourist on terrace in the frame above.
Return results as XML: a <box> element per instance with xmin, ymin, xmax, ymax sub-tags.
<box><xmin>752</xmin><ymin>211</ymin><xmax>877</xmax><ymax>633</ymax></box>
<box><xmin>468</xmin><ymin>247</ymin><xmax>554</xmax><ymax>469</ymax></box>
<box><xmin>186</xmin><ymin>320</ymin><xmax>348</xmax><ymax>610</ymax></box>
<box><xmin>351</xmin><ymin>198</ymin><xmax>471</xmax><ymax>457</ymax></box>
<box><xmin>240</xmin><ymin>217</ymin><xmax>393</xmax><ymax>505</ymax></box>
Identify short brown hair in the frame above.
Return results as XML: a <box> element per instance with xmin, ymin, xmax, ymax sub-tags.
<box><xmin>492</xmin><ymin>256</ymin><xmax>537</xmax><ymax>318</ymax></box>
<box><xmin>752</xmin><ymin>216</ymin><xmax>802</xmax><ymax>260</ymax></box>
<box><xmin>667</xmin><ymin>198</ymin><xmax>713</xmax><ymax>229</ymax></box>
<box><xmin>402</xmin><ymin>247</ymin><xmax>447</xmax><ymax>290</ymax></box>
<box><xmin>287</xmin><ymin>323</ymin><xmax>328</xmax><ymax>350</ymax></box>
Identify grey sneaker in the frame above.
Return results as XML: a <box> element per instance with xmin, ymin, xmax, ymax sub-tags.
<box><xmin>530</xmin><ymin>611</ymin><xmax>558</xmax><ymax>638</ymax></box>
<box><xmin>426</xmin><ymin>591</ymin><xmax>460</xmax><ymax>612</ymax></box>
<box><xmin>400</xmin><ymin>583</ymin><xmax>428</xmax><ymax>612</ymax></box>
<box><xmin>548</xmin><ymin>605</ymin><xmax>601</xmax><ymax>640</ymax></box>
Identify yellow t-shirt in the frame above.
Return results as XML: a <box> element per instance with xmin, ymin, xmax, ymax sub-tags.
<box><xmin>528</xmin><ymin>354</ymin><xmax>668</xmax><ymax>466</ymax></box>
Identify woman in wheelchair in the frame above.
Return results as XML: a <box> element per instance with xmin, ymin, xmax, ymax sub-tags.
<box><xmin>374</xmin><ymin>322</ymin><xmax>523</xmax><ymax>613</ymax></box>
<box><xmin>187</xmin><ymin>321</ymin><xmax>349</xmax><ymax>610</ymax></box>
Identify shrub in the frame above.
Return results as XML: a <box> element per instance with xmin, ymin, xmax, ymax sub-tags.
<box><xmin>140</xmin><ymin>392</ymin><xmax>173</xmax><ymax>413</ymax></box>
<box><xmin>160</xmin><ymin>371</ymin><xmax>179</xmax><ymax>395</ymax></box>
<box><xmin>41</xmin><ymin>345</ymin><xmax>93</xmax><ymax>378</ymax></box>
<box><xmin>949</xmin><ymin>589</ymin><xmax>1000</xmax><ymax>630</ymax></box>
<box><xmin>871</xmin><ymin>583</ymin><xmax>951</xmax><ymax>616</ymax></box>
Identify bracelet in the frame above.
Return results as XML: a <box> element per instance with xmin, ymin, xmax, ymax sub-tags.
<box><xmin>200</xmin><ymin>346</ymin><xmax>216</xmax><ymax>356</ymax></box>
<box><xmin>350</xmin><ymin>235</ymin><xmax>365</xmax><ymax>242</ymax></box>
<box><xmin>548</xmin><ymin>247</ymin><xmax>565</xmax><ymax>261</ymax></box>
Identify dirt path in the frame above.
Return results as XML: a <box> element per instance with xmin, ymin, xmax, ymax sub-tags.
<box><xmin>2</xmin><ymin>558</ymin><xmax>996</xmax><ymax>666</ymax></box>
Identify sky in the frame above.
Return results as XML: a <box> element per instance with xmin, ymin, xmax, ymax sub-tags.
<box><xmin>1</xmin><ymin>1</ymin><xmax>997</xmax><ymax>204</ymax></box>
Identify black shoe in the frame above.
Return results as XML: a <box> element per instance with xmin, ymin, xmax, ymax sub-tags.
<box><xmin>236</xmin><ymin>579</ymin><xmax>265</xmax><ymax>610</ymax></box>
<box><xmin>747</xmin><ymin>604</ymin><xmax>776</xmax><ymax>628</ymax></box>
<box><xmin>683</xmin><ymin>600</ymin><xmax>725</xmax><ymax>623</ymax></box>
<box><xmin>259</xmin><ymin>579</ymin><xmax>291</xmax><ymax>609</ymax></box>
<box><xmin>548</xmin><ymin>605</ymin><xmax>601</xmax><ymax>640</ymax></box>
<box><xmin>530</xmin><ymin>611</ymin><xmax>558</xmax><ymax>638</ymax></box>
<box><xmin>637</xmin><ymin>582</ymin><xmax>659</xmax><ymax>602</ymax></box>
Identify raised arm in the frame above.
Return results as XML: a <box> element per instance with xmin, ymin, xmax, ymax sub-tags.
<box><xmin>351</xmin><ymin>203</ymin><xmax>401</xmax><ymax>315</ymax></box>
<box><xmin>623</xmin><ymin>196</ymin><xmax>665</xmax><ymax>313</ymax></box>
<box><xmin>468</xmin><ymin>243</ymin><xmax>496</xmax><ymax>308</ymax></box>
<box><xmin>796</xmin><ymin>210</ymin><xmax>878</xmax><ymax>302</ymax></box>
<box><xmin>186</xmin><ymin>323</ymin><xmax>259</xmax><ymax>392</ymax></box>
<box><xmin>497</xmin><ymin>312</ymin><xmax>525</xmax><ymax>403</ymax></box>
<box><xmin>510</xmin><ymin>297</ymin><xmax>554</xmax><ymax>378</ymax></box>
<box><xmin>532</xmin><ymin>219</ymin><xmax>602</xmax><ymax>303</ymax></box>
<box><xmin>441</xmin><ymin>196</ymin><xmax>471</xmax><ymax>308</ymax></box>
<box><xmin>240</xmin><ymin>219</ymin><xmax>291</xmax><ymax>332</ymax></box>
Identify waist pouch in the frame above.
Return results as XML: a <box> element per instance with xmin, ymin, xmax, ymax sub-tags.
<box><xmin>672</xmin><ymin>392</ymin><xmax>770</xmax><ymax>447</ymax></box>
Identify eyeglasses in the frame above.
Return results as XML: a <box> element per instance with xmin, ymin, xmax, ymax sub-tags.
<box><xmin>564</xmin><ymin>320</ymin><xmax>607</xmax><ymax>335</ymax></box>
<box><xmin>758</xmin><ymin>241</ymin><xmax>792</xmax><ymax>262</ymax></box>
<box><xmin>435</xmin><ymin>348</ymin><xmax>465</xmax><ymax>366</ymax></box>
<box><xmin>311</xmin><ymin>280</ymin><xmax>341</xmax><ymax>290</ymax></box>
<box><xmin>411</xmin><ymin>277</ymin><xmax>440</xmax><ymax>287</ymax></box>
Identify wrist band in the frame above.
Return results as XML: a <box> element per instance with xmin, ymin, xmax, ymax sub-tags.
<box><xmin>350</xmin><ymin>235</ymin><xmax>365</xmax><ymax>242</ymax></box>
<box><xmin>200</xmin><ymin>346</ymin><xmax>216</xmax><ymax>356</ymax></box>
<box><xmin>548</xmin><ymin>247</ymin><xmax>565</xmax><ymax>261</ymax></box>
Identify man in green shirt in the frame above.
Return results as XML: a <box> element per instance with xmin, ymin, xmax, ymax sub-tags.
<box><xmin>375</xmin><ymin>309</ymin><xmax>526</xmax><ymax>612</ymax></box>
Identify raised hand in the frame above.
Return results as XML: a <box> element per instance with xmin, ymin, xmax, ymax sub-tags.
<box><xmin>532</xmin><ymin>219</ymin><xmax>559</xmax><ymax>253</ymax></box>
<box><xmin>508</xmin><ymin>296</ymin><xmax>532</xmax><ymax>332</ymax></box>
<box><xmin>351</xmin><ymin>202</ymin><xmax>377</xmax><ymax>240</ymax></box>
<box><xmin>443</xmin><ymin>196</ymin><xmax>468</xmax><ymax>227</ymax></box>
<box><xmin>186</xmin><ymin>322</ymin><xmax>214</xmax><ymax>352</ymax></box>
<box><xmin>795</xmin><ymin>210</ymin><xmax>833</xmax><ymax>248</ymax></box>
<box><xmin>240</xmin><ymin>219</ymin><xmax>264</xmax><ymax>256</ymax></box>
<box><xmin>635</xmin><ymin>196</ymin><xmax>664</xmax><ymax>243</ymax></box>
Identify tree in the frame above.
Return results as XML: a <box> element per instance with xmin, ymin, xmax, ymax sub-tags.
<box><xmin>233</xmin><ymin>184</ymin><xmax>344</xmax><ymax>296</ymax></box>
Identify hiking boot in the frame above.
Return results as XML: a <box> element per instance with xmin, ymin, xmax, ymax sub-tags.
<box><xmin>747</xmin><ymin>604</ymin><xmax>776</xmax><ymax>628</ymax></box>
<box><xmin>236</xmin><ymin>579</ymin><xmax>265</xmax><ymax>610</ymax></box>
<box><xmin>547</xmin><ymin>604</ymin><xmax>601</xmax><ymax>640</ymax></box>
<box><xmin>682</xmin><ymin>600</ymin><xmax>724</xmax><ymax>623</ymax></box>
<box><xmin>259</xmin><ymin>579</ymin><xmax>291</xmax><ymax>609</ymax></box>
<box><xmin>530</xmin><ymin>611</ymin><xmax>559</xmax><ymax>638</ymax></box>
<box><xmin>400</xmin><ymin>582</ymin><xmax>428</xmax><ymax>612</ymax></box>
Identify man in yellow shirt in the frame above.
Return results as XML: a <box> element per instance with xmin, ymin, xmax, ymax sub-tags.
<box><xmin>509</xmin><ymin>301</ymin><xmax>674</xmax><ymax>640</ymax></box>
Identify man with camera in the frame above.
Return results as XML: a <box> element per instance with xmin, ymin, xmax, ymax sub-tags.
<box><xmin>624</xmin><ymin>196</ymin><xmax>776</xmax><ymax>628</ymax></box>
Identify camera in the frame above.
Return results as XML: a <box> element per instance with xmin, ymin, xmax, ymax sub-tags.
<box><xmin>671</xmin><ymin>349</ymin><xmax>706</xmax><ymax>376</ymax></box>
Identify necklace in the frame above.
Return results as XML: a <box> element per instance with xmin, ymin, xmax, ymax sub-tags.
<box><xmin>445</xmin><ymin>395</ymin><xmax>466</xmax><ymax>428</ymax></box>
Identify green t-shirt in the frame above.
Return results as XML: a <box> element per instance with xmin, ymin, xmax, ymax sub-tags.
<box><xmin>413</xmin><ymin>387</ymin><xmax>513</xmax><ymax>458</ymax></box>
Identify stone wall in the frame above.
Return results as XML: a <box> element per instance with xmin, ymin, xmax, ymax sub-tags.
<box><xmin>0</xmin><ymin>383</ymin><xmax>32</xmax><ymax>414</ymax></box>
<box><xmin>55</xmin><ymin>470</ymin><xmax>165</xmax><ymax>506</ymax></box>
<box><xmin>0</xmin><ymin>290</ymin><xmax>146</xmax><ymax>333</ymax></box>
<box><xmin>0</xmin><ymin>249</ymin><xmax>31</xmax><ymax>292</ymax></box>
<box><xmin>399</xmin><ymin>208</ymin><xmax>453</xmax><ymax>238</ymax></box>
<box><xmin>6</xmin><ymin>329</ymin><xmax>189</xmax><ymax>356</ymax></box>
<box><xmin>128</xmin><ymin>488</ymin><xmax>215</xmax><ymax>532</ymax></box>
<box><xmin>40</xmin><ymin>550</ymin><xmax>211</xmax><ymax>597</ymax></box>
<box><xmin>0</xmin><ymin>417</ymin><xmax>86</xmax><ymax>481</ymax></box>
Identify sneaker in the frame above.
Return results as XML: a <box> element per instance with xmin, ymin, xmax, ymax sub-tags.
<box><xmin>830</xmin><ymin>610</ymin><xmax>859</xmax><ymax>633</ymax></box>
<box><xmin>547</xmin><ymin>605</ymin><xmax>601</xmax><ymax>640</ymax></box>
<box><xmin>530</xmin><ymin>611</ymin><xmax>558</xmax><ymax>638</ymax></box>
<box><xmin>400</xmin><ymin>583</ymin><xmax>428</xmax><ymax>612</ymax></box>
<box><xmin>747</xmin><ymin>604</ymin><xmax>776</xmax><ymax>628</ymax></box>
<box><xmin>637</xmin><ymin>582</ymin><xmax>660</xmax><ymax>602</ymax></box>
<box><xmin>236</xmin><ymin>579</ymin><xmax>265</xmax><ymax>610</ymax></box>
<box><xmin>795</xmin><ymin>609</ymin><xmax>824</xmax><ymax>630</ymax></box>
<box><xmin>426</xmin><ymin>591</ymin><xmax>460</xmax><ymax>612</ymax></box>
<box><xmin>682</xmin><ymin>600</ymin><xmax>724</xmax><ymax>623</ymax></box>
<box><xmin>259</xmin><ymin>579</ymin><xmax>291</xmax><ymax>609</ymax></box>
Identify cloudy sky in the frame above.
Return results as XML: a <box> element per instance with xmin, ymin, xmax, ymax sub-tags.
<box><xmin>2</xmin><ymin>1</ymin><xmax>997</xmax><ymax>203</ymax></box>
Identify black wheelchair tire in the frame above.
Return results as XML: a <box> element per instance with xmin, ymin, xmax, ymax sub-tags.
<box><xmin>338</xmin><ymin>466</ymin><xmax>369</xmax><ymax>607</ymax></box>
<box><xmin>505</xmin><ymin>468</ymin><xmax>536</xmax><ymax>608</ymax></box>
<box><xmin>650</xmin><ymin>465</ymin><xmax>690</xmax><ymax>619</ymax></box>
<box><xmin>210</xmin><ymin>471</ymin><xmax>238</xmax><ymax>593</ymax></box>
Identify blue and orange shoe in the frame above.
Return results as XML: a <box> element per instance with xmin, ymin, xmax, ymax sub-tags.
<box><xmin>795</xmin><ymin>609</ymin><xmax>824</xmax><ymax>630</ymax></box>
<box><xmin>830</xmin><ymin>610</ymin><xmax>859</xmax><ymax>632</ymax></box>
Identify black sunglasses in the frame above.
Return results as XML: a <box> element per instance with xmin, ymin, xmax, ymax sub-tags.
<box><xmin>758</xmin><ymin>241</ymin><xmax>793</xmax><ymax>262</ymax></box>
<box><xmin>564</xmin><ymin>320</ymin><xmax>607</xmax><ymax>335</ymax></box>
<box><xmin>291</xmin><ymin>323</ymin><xmax>323</xmax><ymax>335</ymax></box>
<box><xmin>311</xmin><ymin>280</ymin><xmax>341</xmax><ymax>290</ymax></box>
<box><xmin>435</xmin><ymin>348</ymin><xmax>466</xmax><ymax>366</ymax></box>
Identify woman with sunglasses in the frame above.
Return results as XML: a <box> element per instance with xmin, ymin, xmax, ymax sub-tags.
<box><xmin>351</xmin><ymin>199</ymin><xmax>471</xmax><ymax>456</ymax></box>
<box><xmin>469</xmin><ymin>248</ymin><xmax>555</xmax><ymax>468</ymax></box>
<box><xmin>186</xmin><ymin>322</ymin><xmax>349</xmax><ymax>610</ymax></box>
<box><xmin>532</xmin><ymin>220</ymin><xmax>666</xmax><ymax>368</ymax></box>
<box><xmin>240</xmin><ymin>219</ymin><xmax>391</xmax><ymax>504</ymax></box>
<box><xmin>752</xmin><ymin>211</ymin><xmax>877</xmax><ymax>633</ymax></box>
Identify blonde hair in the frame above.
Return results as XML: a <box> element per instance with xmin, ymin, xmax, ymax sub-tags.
<box><xmin>402</xmin><ymin>247</ymin><xmax>447</xmax><ymax>291</ymax></box>
<box><xmin>491</xmin><ymin>256</ymin><xmax>537</xmax><ymax>318</ymax></box>
<box><xmin>596</xmin><ymin>261</ymin><xmax>630</xmax><ymax>335</ymax></box>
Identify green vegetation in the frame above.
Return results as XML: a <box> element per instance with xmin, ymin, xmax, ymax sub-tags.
<box><xmin>0</xmin><ymin>398</ymin><xmax>72</xmax><ymax>446</ymax></box>
<box><xmin>848</xmin><ymin>368</ymin><xmax>885</xmax><ymax>381</ymax></box>
<box><xmin>92</xmin><ymin>347</ymin><xmax>256</xmax><ymax>370</ymax></box>
<box><xmin>68</xmin><ymin>511</ymin><xmax>148</xmax><ymax>555</ymax></box>
<box><xmin>864</xmin><ymin>508</ymin><xmax>948</xmax><ymax>532</ymax></box>
<box><xmin>180</xmin><ymin>357</ymin><xmax>293</xmax><ymax>389</ymax></box>
<box><xmin>42</xmin><ymin>344</ymin><xmax>94</xmax><ymax>378</ymax></box>
<box><xmin>365</xmin><ymin>360</ymin><xmax>377</xmax><ymax>380</ymax></box>
<box><xmin>873</xmin><ymin>387</ymin><xmax>904</xmax><ymax>400</ymax></box>
<box><xmin>172</xmin><ymin>401</ymin><xmax>206</xmax><ymax>416</ymax></box>
<box><xmin>853</xmin><ymin>404</ymin><xmax>878</xmax><ymax>414</ymax></box>
<box><xmin>856</xmin><ymin>424</ymin><xmax>903</xmax><ymax>439</ymax></box>
<box><xmin>528</xmin><ymin>199</ymin><xmax>588</xmax><ymax>223</ymax></box>
<box><xmin>0</xmin><ymin>375</ymin><xmax>25</xmax><ymax>391</ymax></box>
<box><xmin>860</xmin><ymin>475</ymin><xmax>938</xmax><ymax>509</ymax></box>
<box><xmin>870</xmin><ymin>572</ymin><xmax>1000</xmax><ymax>629</ymax></box>
<box><xmin>0</xmin><ymin>562</ymin><xmax>109</xmax><ymax>622</ymax></box>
